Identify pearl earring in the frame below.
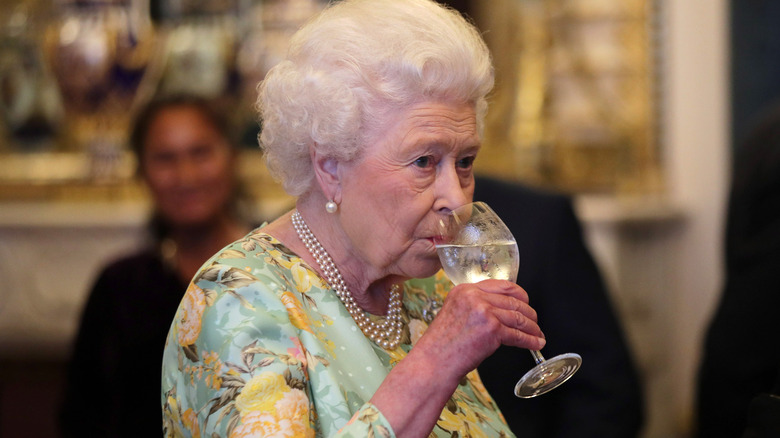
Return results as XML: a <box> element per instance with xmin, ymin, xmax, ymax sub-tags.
<box><xmin>325</xmin><ymin>200</ymin><xmax>338</xmax><ymax>214</ymax></box>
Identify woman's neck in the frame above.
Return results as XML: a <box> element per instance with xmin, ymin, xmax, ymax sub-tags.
<box><xmin>280</xmin><ymin>198</ymin><xmax>402</xmax><ymax>315</ymax></box>
<box><xmin>165</xmin><ymin>215</ymin><xmax>250</xmax><ymax>284</ymax></box>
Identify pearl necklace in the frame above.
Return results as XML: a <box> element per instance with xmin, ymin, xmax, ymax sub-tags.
<box><xmin>292</xmin><ymin>211</ymin><xmax>403</xmax><ymax>349</ymax></box>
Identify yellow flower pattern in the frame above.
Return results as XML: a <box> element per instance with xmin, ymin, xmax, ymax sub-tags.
<box><xmin>161</xmin><ymin>231</ymin><xmax>514</xmax><ymax>438</ymax></box>
<box><xmin>280</xmin><ymin>291</ymin><xmax>314</xmax><ymax>333</ymax></box>
<box><xmin>235</xmin><ymin>372</ymin><xmax>289</xmax><ymax>415</ymax></box>
<box><xmin>177</xmin><ymin>283</ymin><xmax>206</xmax><ymax>346</ymax></box>
<box><xmin>229</xmin><ymin>412</ymin><xmax>283</xmax><ymax>438</ymax></box>
<box><xmin>181</xmin><ymin>409</ymin><xmax>201</xmax><ymax>438</ymax></box>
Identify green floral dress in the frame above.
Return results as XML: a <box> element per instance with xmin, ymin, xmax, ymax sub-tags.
<box><xmin>161</xmin><ymin>229</ymin><xmax>515</xmax><ymax>437</ymax></box>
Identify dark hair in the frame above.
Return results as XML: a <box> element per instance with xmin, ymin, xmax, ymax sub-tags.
<box><xmin>130</xmin><ymin>94</ymin><xmax>234</xmax><ymax>167</ymax></box>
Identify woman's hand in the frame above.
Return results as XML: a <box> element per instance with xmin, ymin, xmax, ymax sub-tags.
<box><xmin>370</xmin><ymin>279</ymin><xmax>545</xmax><ymax>438</ymax></box>
<box><xmin>418</xmin><ymin>279</ymin><xmax>545</xmax><ymax>378</ymax></box>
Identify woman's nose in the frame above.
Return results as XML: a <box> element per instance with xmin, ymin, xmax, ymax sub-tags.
<box><xmin>173</xmin><ymin>158</ymin><xmax>200</xmax><ymax>186</ymax></box>
<box><xmin>433</xmin><ymin>166</ymin><xmax>470</xmax><ymax>213</ymax></box>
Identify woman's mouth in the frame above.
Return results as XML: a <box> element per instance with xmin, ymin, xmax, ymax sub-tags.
<box><xmin>430</xmin><ymin>235</ymin><xmax>447</xmax><ymax>246</ymax></box>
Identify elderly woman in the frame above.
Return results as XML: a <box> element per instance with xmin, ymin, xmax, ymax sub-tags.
<box><xmin>161</xmin><ymin>0</ymin><xmax>545</xmax><ymax>436</ymax></box>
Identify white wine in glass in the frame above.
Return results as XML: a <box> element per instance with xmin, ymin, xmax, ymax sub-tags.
<box><xmin>436</xmin><ymin>202</ymin><xmax>581</xmax><ymax>398</ymax></box>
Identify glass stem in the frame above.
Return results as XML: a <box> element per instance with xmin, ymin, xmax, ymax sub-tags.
<box><xmin>530</xmin><ymin>350</ymin><xmax>546</xmax><ymax>365</ymax></box>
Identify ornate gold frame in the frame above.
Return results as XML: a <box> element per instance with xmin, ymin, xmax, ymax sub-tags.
<box><xmin>473</xmin><ymin>0</ymin><xmax>663</xmax><ymax>194</ymax></box>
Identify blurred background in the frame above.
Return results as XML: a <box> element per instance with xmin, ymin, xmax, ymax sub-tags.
<box><xmin>0</xmin><ymin>0</ymin><xmax>775</xmax><ymax>436</ymax></box>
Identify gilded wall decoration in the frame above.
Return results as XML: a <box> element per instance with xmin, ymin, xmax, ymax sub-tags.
<box><xmin>473</xmin><ymin>0</ymin><xmax>663</xmax><ymax>194</ymax></box>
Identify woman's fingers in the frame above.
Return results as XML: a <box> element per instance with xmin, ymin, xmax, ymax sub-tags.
<box><xmin>473</xmin><ymin>280</ymin><xmax>546</xmax><ymax>349</ymax></box>
<box><xmin>480</xmin><ymin>290</ymin><xmax>537</xmax><ymax>323</ymax></box>
<box><xmin>492</xmin><ymin>306</ymin><xmax>546</xmax><ymax>350</ymax></box>
<box><xmin>440</xmin><ymin>280</ymin><xmax>545</xmax><ymax>348</ymax></box>
<box><xmin>415</xmin><ymin>281</ymin><xmax>546</xmax><ymax>378</ymax></box>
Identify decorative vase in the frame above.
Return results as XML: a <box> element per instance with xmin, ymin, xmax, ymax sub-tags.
<box><xmin>0</xmin><ymin>0</ymin><xmax>63</xmax><ymax>151</ymax></box>
<box><xmin>44</xmin><ymin>0</ymin><xmax>160</xmax><ymax>182</ymax></box>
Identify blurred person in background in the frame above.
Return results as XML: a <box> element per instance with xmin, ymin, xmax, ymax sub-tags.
<box><xmin>60</xmin><ymin>94</ymin><xmax>253</xmax><ymax>437</ymax></box>
<box><xmin>696</xmin><ymin>104</ymin><xmax>780</xmax><ymax>438</ymax></box>
<box><xmin>475</xmin><ymin>175</ymin><xmax>644</xmax><ymax>438</ymax></box>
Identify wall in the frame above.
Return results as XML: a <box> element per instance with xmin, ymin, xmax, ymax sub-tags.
<box><xmin>579</xmin><ymin>0</ymin><xmax>729</xmax><ymax>436</ymax></box>
<box><xmin>663</xmin><ymin>0</ymin><xmax>729</xmax><ymax>433</ymax></box>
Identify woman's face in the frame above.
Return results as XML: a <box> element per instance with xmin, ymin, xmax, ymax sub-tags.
<box><xmin>337</xmin><ymin>100</ymin><xmax>479</xmax><ymax>279</ymax></box>
<box><xmin>141</xmin><ymin>106</ymin><xmax>236</xmax><ymax>229</ymax></box>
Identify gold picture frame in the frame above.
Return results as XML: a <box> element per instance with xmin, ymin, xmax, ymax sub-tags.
<box><xmin>473</xmin><ymin>0</ymin><xmax>663</xmax><ymax>195</ymax></box>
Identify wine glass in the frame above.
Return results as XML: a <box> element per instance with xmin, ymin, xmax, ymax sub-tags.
<box><xmin>435</xmin><ymin>201</ymin><xmax>582</xmax><ymax>398</ymax></box>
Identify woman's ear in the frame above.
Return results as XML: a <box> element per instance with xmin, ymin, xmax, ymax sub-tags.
<box><xmin>310</xmin><ymin>145</ymin><xmax>342</xmax><ymax>203</ymax></box>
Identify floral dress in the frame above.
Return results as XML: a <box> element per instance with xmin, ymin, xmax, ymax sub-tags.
<box><xmin>161</xmin><ymin>229</ymin><xmax>515</xmax><ymax>437</ymax></box>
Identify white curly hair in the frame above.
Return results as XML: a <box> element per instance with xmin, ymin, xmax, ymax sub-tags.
<box><xmin>257</xmin><ymin>0</ymin><xmax>494</xmax><ymax>196</ymax></box>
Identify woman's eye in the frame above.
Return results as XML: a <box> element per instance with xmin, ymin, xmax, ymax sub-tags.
<box><xmin>457</xmin><ymin>156</ymin><xmax>475</xmax><ymax>169</ymax></box>
<box><xmin>414</xmin><ymin>156</ymin><xmax>433</xmax><ymax>168</ymax></box>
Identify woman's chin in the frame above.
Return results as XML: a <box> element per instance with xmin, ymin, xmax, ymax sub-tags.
<box><xmin>403</xmin><ymin>257</ymin><xmax>442</xmax><ymax>280</ymax></box>
<box><xmin>165</xmin><ymin>213</ymin><xmax>218</xmax><ymax>230</ymax></box>
<box><xmin>160</xmin><ymin>204</ymin><xmax>219</xmax><ymax>227</ymax></box>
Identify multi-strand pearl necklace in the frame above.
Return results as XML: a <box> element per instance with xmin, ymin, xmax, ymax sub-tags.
<box><xmin>292</xmin><ymin>211</ymin><xmax>403</xmax><ymax>349</ymax></box>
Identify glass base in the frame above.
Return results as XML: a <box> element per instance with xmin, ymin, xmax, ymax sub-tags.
<box><xmin>514</xmin><ymin>353</ymin><xmax>582</xmax><ymax>398</ymax></box>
